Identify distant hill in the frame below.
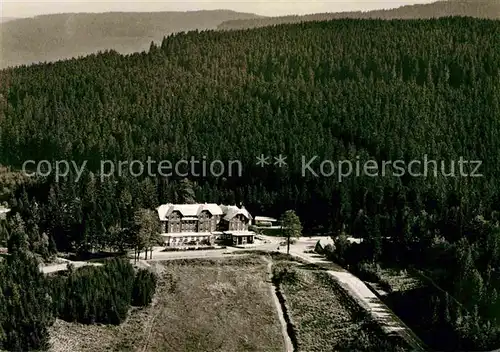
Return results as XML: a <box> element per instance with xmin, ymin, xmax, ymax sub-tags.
<box><xmin>0</xmin><ymin>10</ymin><xmax>262</xmax><ymax>68</ymax></box>
<box><xmin>0</xmin><ymin>17</ymin><xmax>17</xmax><ymax>23</ymax></box>
<box><xmin>218</xmin><ymin>0</ymin><xmax>500</xmax><ymax>30</ymax></box>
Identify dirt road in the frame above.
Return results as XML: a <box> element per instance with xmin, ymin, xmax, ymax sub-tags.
<box><xmin>41</xmin><ymin>261</ymin><xmax>102</xmax><ymax>274</ymax></box>
<box><xmin>285</xmin><ymin>237</ymin><xmax>426</xmax><ymax>351</ymax></box>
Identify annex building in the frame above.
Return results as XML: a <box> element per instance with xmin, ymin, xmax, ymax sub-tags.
<box><xmin>156</xmin><ymin>203</ymin><xmax>255</xmax><ymax>246</ymax></box>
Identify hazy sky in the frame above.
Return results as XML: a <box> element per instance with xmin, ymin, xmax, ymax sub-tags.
<box><xmin>2</xmin><ymin>0</ymin><xmax>439</xmax><ymax>18</ymax></box>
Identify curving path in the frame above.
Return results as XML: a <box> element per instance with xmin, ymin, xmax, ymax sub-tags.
<box><xmin>40</xmin><ymin>260</ymin><xmax>102</xmax><ymax>274</ymax></box>
<box><xmin>283</xmin><ymin>237</ymin><xmax>426</xmax><ymax>351</ymax></box>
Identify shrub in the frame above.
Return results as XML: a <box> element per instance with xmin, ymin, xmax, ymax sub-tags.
<box><xmin>314</xmin><ymin>240</ymin><xmax>324</xmax><ymax>254</ymax></box>
<box><xmin>323</xmin><ymin>243</ymin><xmax>335</xmax><ymax>260</ymax></box>
<box><xmin>0</xmin><ymin>253</ymin><xmax>53</xmax><ymax>351</ymax></box>
<box><xmin>132</xmin><ymin>269</ymin><xmax>158</xmax><ymax>307</ymax></box>
<box><xmin>356</xmin><ymin>262</ymin><xmax>380</xmax><ymax>282</ymax></box>
<box><xmin>379</xmin><ymin>278</ymin><xmax>393</xmax><ymax>293</ymax></box>
<box><xmin>50</xmin><ymin>258</ymin><xmax>135</xmax><ymax>325</ymax></box>
<box><xmin>272</xmin><ymin>266</ymin><xmax>298</xmax><ymax>285</ymax></box>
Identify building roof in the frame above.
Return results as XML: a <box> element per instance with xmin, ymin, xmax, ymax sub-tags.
<box><xmin>157</xmin><ymin>203</ymin><xmax>252</xmax><ymax>221</ymax></box>
<box><xmin>157</xmin><ymin>203</ymin><xmax>223</xmax><ymax>221</ymax></box>
<box><xmin>199</xmin><ymin>203</ymin><xmax>224</xmax><ymax>216</ymax></box>
<box><xmin>220</xmin><ymin>205</ymin><xmax>253</xmax><ymax>221</ymax></box>
<box><xmin>157</xmin><ymin>204</ymin><xmax>170</xmax><ymax>221</ymax></box>
<box><xmin>171</xmin><ymin>204</ymin><xmax>203</xmax><ymax>217</ymax></box>
<box><xmin>255</xmin><ymin>216</ymin><xmax>277</xmax><ymax>222</ymax></box>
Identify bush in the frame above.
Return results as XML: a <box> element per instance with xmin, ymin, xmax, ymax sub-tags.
<box><xmin>356</xmin><ymin>262</ymin><xmax>380</xmax><ymax>282</ymax></box>
<box><xmin>379</xmin><ymin>278</ymin><xmax>393</xmax><ymax>293</ymax></box>
<box><xmin>50</xmin><ymin>258</ymin><xmax>135</xmax><ymax>325</ymax></box>
<box><xmin>272</xmin><ymin>266</ymin><xmax>298</xmax><ymax>285</ymax></box>
<box><xmin>0</xmin><ymin>253</ymin><xmax>53</xmax><ymax>351</ymax></box>
<box><xmin>355</xmin><ymin>263</ymin><xmax>393</xmax><ymax>293</ymax></box>
<box><xmin>314</xmin><ymin>240</ymin><xmax>324</xmax><ymax>254</ymax></box>
<box><xmin>323</xmin><ymin>243</ymin><xmax>335</xmax><ymax>260</ymax></box>
<box><xmin>260</xmin><ymin>228</ymin><xmax>283</xmax><ymax>237</ymax></box>
<box><xmin>132</xmin><ymin>269</ymin><xmax>158</xmax><ymax>307</ymax></box>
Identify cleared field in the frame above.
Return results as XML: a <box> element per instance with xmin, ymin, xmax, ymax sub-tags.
<box><xmin>49</xmin><ymin>305</ymin><xmax>159</xmax><ymax>351</ymax></box>
<box><xmin>49</xmin><ymin>255</ymin><xmax>285</xmax><ymax>352</ymax></box>
<box><xmin>274</xmin><ymin>260</ymin><xmax>410</xmax><ymax>352</ymax></box>
<box><xmin>144</xmin><ymin>256</ymin><xmax>284</xmax><ymax>351</ymax></box>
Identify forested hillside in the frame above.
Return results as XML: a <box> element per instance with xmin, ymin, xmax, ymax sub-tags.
<box><xmin>2</xmin><ymin>17</ymin><xmax>500</xmax><ymax>234</ymax></box>
<box><xmin>1</xmin><ymin>16</ymin><xmax>500</xmax><ymax>349</ymax></box>
<box><xmin>218</xmin><ymin>0</ymin><xmax>500</xmax><ymax>30</ymax></box>
<box><xmin>0</xmin><ymin>10</ymin><xmax>262</xmax><ymax>68</ymax></box>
